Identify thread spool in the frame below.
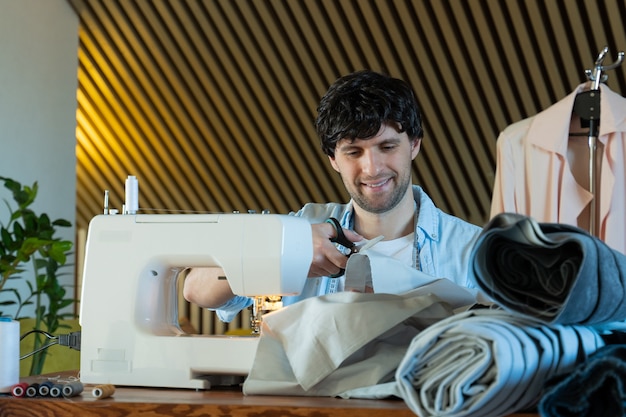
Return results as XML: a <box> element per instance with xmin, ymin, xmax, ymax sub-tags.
<box><xmin>25</xmin><ymin>383</ymin><xmax>40</xmax><ymax>397</ymax></box>
<box><xmin>38</xmin><ymin>380</ymin><xmax>54</xmax><ymax>396</ymax></box>
<box><xmin>11</xmin><ymin>382</ymin><xmax>28</xmax><ymax>397</ymax></box>
<box><xmin>62</xmin><ymin>381</ymin><xmax>84</xmax><ymax>397</ymax></box>
<box><xmin>92</xmin><ymin>384</ymin><xmax>115</xmax><ymax>399</ymax></box>
<box><xmin>0</xmin><ymin>317</ymin><xmax>19</xmax><ymax>393</ymax></box>
<box><xmin>124</xmin><ymin>175</ymin><xmax>138</xmax><ymax>214</ymax></box>
<box><xmin>49</xmin><ymin>383</ymin><xmax>65</xmax><ymax>398</ymax></box>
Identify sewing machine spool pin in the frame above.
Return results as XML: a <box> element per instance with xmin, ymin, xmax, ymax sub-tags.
<box><xmin>103</xmin><ymin>190</ymin><xmax>110</xmax><ymax>214</ymax></box>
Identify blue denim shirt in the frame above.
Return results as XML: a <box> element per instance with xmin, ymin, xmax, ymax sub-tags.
<box><xmin>214</xmin><ymin>185</ymin><xmax>482</xmax><ymax>322</ymax></box>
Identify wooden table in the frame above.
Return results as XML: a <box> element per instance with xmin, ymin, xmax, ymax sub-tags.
<box><xmin>0</xmin><ymin>373</ymin><xmax>540</xmax><ymax>417</ymax></box>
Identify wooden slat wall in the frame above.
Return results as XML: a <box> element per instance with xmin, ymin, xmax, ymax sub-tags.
<box><xmin>66</xmin><ymin>0</ymin><xmax>626</xmax><ymax>334</ymax></box>
<box><xmin>68</xmin><ymin>0</ymin><xmax>626</xmax><ymax>231</ymax></box>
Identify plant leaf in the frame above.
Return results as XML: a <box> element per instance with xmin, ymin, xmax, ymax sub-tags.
<box><xmin>52</xmin><ymin>219</ymin><xmax>72</xmax><ymax>228</ymax></box>
<box><xmin>48</xmin><ymin>241</ymin><xmax>72</xmax><ymax>264</ymax></box>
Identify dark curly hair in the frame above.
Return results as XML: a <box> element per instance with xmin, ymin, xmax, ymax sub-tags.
<box><xmin>315</xmin><ymin>70</ymin><xmax>424</xmax><ymax>157</ymax></box>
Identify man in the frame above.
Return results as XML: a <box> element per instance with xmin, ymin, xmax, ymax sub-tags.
<box><xmin>183</xmin><ymin>70</ymin><xmax>481</xmax><ymax>322</ymax></box>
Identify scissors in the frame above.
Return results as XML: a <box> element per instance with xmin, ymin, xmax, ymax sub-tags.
<box><xmin>325</xmin><ymin>217</ymin><xmax>384</xmax><ymax>277</ymax></box>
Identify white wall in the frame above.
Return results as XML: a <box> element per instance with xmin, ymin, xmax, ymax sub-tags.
<box><xmin>0</xmin><ymin>0</ymin><xmax>79</xmax><ymax>317</ymax></box>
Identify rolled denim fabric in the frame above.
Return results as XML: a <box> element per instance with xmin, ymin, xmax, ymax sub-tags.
<box><xmin>470</xmin><ymin>212</ymin><xmax>626</xmax><ymax>325</ymax></box>
<box><xmin>539</xmin><ymin>344</ymin><xmax>626</xmax><ymax>417</ymax></box>
<box><xmin>395</xmin><ymin>309</ymin><xmax>605</xmax><ymax>417</ymax></box>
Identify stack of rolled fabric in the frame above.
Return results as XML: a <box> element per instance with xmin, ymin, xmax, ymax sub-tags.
<box><xmin>453</xmin><ymin>212</ymin><xmax>626</xmax><ymax>416</ymax></box>
<box><xmin>395</xmin><ymin>308</ymin><xmax>605</xmax><ymax>417</ymax></box>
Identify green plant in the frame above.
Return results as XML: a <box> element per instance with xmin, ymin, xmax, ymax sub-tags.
<box><xmin>0</xmin><ymin>176</ymin><xmax>74</xmax><ymax>375</ymax></box>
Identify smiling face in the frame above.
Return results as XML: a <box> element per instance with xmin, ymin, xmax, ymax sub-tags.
<box><xmin>329</xmin><ymin>123</ymin><xmax>421</xmax><ymax>214</ymax></box>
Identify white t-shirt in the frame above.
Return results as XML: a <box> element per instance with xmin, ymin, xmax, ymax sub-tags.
<box><xmin>368</xmin><ymin>232</ymin><xmax>414</xmax><ymax>263</ymax></box>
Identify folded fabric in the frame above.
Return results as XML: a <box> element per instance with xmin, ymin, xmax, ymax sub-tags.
<box><xmin>470</xmin><ymin>212</ymin><xmax>626</xmax><ymax>325</ymax></box>
<box><xmin>395</xmin><ymin>308</ymin><xmax>605</xmax><ymax>417</ymax></box>
<box><xmin>538</xmin><ymin>344</ymin><xmax>626</xmax><ymax>417</ymax></box>
<box><xmin>243</xmin><ymin>289</ymin><xmax>450</xmax><ymax>397</ymax></box>
<box><xmin>243</xmin><ymin>253</ymin><xmax>480</xmax><ymax>397</ymax></box>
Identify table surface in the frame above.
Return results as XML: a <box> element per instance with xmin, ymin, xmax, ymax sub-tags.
<box><xmin>0</xmin><ymin>373</ymin><xmax>541</xmax><ymax>417</ymax></box>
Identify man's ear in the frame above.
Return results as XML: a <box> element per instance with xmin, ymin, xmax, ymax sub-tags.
<box><xmin>329</xmin><ymin>155</ymin><xmax>340</xmax><ymax>172</ymax></box>
<box><xmin>411</xmin><ymin>139</ymin><xmax>422</xmax><ymax>160</ymax></box>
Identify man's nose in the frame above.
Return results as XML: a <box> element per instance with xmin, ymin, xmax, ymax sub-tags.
<box><xmin>361</xmin><ymin>150</ymin><xmax>382</xmax><ymax>176</ymax></box>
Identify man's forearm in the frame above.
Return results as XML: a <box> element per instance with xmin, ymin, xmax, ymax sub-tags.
<box><xmin>183</xmin><ymin>267</ymin><xmax>235</xmax><ymax>308</ymax></box>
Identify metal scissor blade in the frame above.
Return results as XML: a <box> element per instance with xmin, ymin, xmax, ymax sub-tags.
<box><xmin>354</xmin><ymin>235</ymin><xmax>384</xmax><ymax>253</ymax></box>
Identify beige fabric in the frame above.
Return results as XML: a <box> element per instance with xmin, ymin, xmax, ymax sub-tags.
<box><xmin>243</xmin><ymin>252</ymin><xmax>479</xmax><ymax>397</ymax></box>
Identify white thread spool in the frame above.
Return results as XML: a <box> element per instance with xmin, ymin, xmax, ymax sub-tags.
<box><xmin>0</xmin><ymin>318</ymin><xmax>19</xmax><ymax>393</ymax></box>
<box><xmin>124</xmin><ymin>175</ymin><xmax>139</xmax><ymax>214</ymax></box>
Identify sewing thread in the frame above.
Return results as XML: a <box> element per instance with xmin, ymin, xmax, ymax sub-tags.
<box><xmin>92</xmin><ymin>384</ymin><xmax>115</xmax><ymax>399</ymax></box>
<box><xmin>49</xmin><ymin>383</ymin><xmax>65</xmax><ymax>397</ymax></box>
<box><xmin>10</xmin><ymin>382</ymin><xmax>28</xmax><ymax>397</ymax></box>
<box><xmin>62</xmin><ymin>381</ymin><xmax>84</xmax><ymax>397</ymax></box>
<box><xmin>25</xmin><ymin>383</ymin><xmax>39</xmax><ymax>397</ymax></box>
<box><xmin>37</xmin><ymin>380</ymin><xmax>54</xmax><ymax>396</ymax></box>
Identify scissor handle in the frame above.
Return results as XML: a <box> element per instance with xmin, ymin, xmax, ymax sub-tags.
<box><xmin>325</xmin><ymin>217</ymin><xmax>355</xmax><ymax>250</ymax></box>
<box><xmin>325</xmin><ymin>217</ymin><xmax>355</xmax><ymax>278</ymax></box>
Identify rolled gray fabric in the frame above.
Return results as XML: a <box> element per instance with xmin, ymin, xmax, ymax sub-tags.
<box><xmin>470</xmin><ymin>212</ymin><xmax>626</xmax><ymax>325</ymax></box>
<box><xmin>395</xmin><ymin>309</ymin><xmax>605</xmax><ymax>417</ymax></box>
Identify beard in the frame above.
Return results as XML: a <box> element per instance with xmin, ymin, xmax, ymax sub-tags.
<box><xmin>344</xmin><ymin>170</ymin><xmax>412</xmax><ymax>214</ymax></box>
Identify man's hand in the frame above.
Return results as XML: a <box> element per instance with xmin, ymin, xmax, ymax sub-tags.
<box><xmin>308</xmin><ymin>222</ymin><xmax>363</xmax><ymax>277</ymax></box>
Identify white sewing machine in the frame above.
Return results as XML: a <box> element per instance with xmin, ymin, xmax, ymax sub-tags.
<box><xmin>79</xmin><ymin>212</ymin><xmax>313</xmax><ymax>389</ymax></box>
